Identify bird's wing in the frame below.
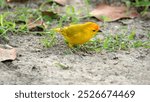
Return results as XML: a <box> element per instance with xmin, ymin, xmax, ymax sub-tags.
<box><xmin>65</xmin><ymin>24</ymin><xmax>85</xmax><ymax>37</ymax></box>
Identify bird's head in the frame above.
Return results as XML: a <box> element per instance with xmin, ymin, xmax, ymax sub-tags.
<box><xmin>85</xmin><ymin>22</ymin><xmax>100</xmax><ymax>33</ymax></box>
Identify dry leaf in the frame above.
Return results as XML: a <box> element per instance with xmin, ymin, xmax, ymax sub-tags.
<box><xmin>53</xmin><ymin>0</ymin><xmax>68</xmax><ymax>6</ymax></box>
<box><xmin>40</xmin><ymin>1</ymin><xmax>65</xmax><ymax>17</ymax></box>
<box><xmin>90</xmin><ymin>4</ymin><xmax>139</xmax><ymax>22</ymax></box>
<box><xmin>6</xmin><ymin>0</ymin><xmax>29</xmax><ymax>3</ymax></box>
<box><xmin>0</xmin><ymin>44</ymin><xmax>16</xmax><ymax>61</ymax></box>
<box><xmin>54</xmin><ymin>0</ymin><xmax>88</xmax><ymax>7</ymax></box>
<box><xmin>41</xmin><ymin>11</ymin><xmax>59</xmax><ymax>19</ymax></box>
<box><xmin>27</xmin><ymin>18</ymin><xmax>47</xmax><ymax>31</ymax></box>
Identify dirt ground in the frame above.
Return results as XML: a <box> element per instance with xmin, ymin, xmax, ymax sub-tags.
<box><xmin>0</xmin><ymin>18</ymin><xmax>150</xmax><ymax>85</ymax></box>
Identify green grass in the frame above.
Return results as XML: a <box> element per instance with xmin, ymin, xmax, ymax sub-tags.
<box><xmin>0</xmin><ymin>0</ymin><xmax>6</xmax><ymax>8</ymax></box>
<box><xmin>41</xmin><ymin>30</ymin><xmax>57</xmax><ymax>48</ymax></box>
<box><xmin>124</xmin><ymin>0</ymin><xmax>150</xmax><ymax>15</ymax></box>
<box><xmin>83</xmin><ymin>30</ymin><xmax>150</xmax><ymax>52</ymax></box>
<box><xmin>0</xmin><ymin>13</ymin><xmax>17</xmax><ymax>40</ymax></box>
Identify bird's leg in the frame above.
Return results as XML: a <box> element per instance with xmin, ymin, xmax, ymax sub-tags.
<box><xmin>67</xmin><ymin>44</ymin><xmax>81</xmax><ymax>54</ymax></box>
<box><xmin>68</xmin><ymin>43</ymin><xmax>73</xmax><ymax>48</ymax></box>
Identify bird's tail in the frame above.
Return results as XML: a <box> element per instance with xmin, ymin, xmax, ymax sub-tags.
<box><xmin>53</xmin><ymin>28</ymin><xmax>61</xmax><ymax>33</ymax></box>
<box><xmin>52</xmin><ymin>27</ymin><xmax>65</xmax><ymax>36</ymax></box>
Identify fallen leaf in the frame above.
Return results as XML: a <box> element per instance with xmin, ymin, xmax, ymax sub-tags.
<box><xmin>90</xmin><ymin>4</ymin><xmax>139</xmax><ymax>22</ymax></box>
<box><xmin>40</xmin><ymin>2</ymin><xmax>62</xmax><ymax>19</ymax></box>
<box><xmin>55</xmin><ymin>62</ymin><xmax>71</xmax><ymax>70</ymax></box>
<box><xmin>0</xmin><ymin>44</ymin><xmax>16</xmax><ymax>61</ymax></box>
<box><xmin>54</xmin><ymin>0</ymin><xmax>88</xmax><ymax>7</ymax></box>
<box><xmin>6</xmin><ymin>0</ymin><xmax>29</xmax><ymax>3</ymax></box>
<box><xmin>27</xmin><ymin>18</ymin><xmax>47</xmax><ymax>31</ymax></box>
<box><xmin>42</xmin><ymin>11</ymin><xmax>59</xmax><ymax>18</ymax></box>
<box><xmin>53</xmin><ymin>0</ymin><xmax>68</xmax><ymax>6</ymax></box>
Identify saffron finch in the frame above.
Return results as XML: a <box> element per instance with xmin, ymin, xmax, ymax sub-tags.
<box><xmin>54</xmin><ymin>22</ymin><xmax>100</xmax><ymax>47</ymax></box>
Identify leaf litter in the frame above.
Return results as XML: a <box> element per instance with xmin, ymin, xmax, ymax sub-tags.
<box><xmin>90</xmin><ymin>4</ymin><xmax>139</xmax><ymax>22</ymax></box>
<box><xmin>0</xmin><ymin>44</ymin><xmax>16</xmax><ymax>61</ymax></box>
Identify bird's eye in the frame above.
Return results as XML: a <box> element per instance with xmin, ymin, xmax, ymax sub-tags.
<box><xmin>92</xmin><ymin>30</ymin><xmax>96</xmax><ymax>32</ymax></box>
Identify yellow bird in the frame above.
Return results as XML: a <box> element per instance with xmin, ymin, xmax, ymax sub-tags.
<box><xmin>54</xmin><ymin>22</ymin><xmax>100</xmax><ymax>47</ymax></box>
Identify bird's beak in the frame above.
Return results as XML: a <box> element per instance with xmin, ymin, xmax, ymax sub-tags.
<box><xmin>98</xmin><ymin>30</ymin><xmax>102</xmax><ymax>32</ymax></box>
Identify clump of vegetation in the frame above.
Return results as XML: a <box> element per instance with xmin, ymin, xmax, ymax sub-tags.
<box><xmin>124</xmin><ymin>0</ymin><xmax>150</xmax><ymax>15</ymax></box>
<box><xmin>101</xmin><ymin>32</ymin><xmax>150</xmax><ymax>51</ymax></box>
<box><xmin>83</xmin><ymin>29</ymin><xmax>150</xmax><ymax>52</ymax></box>
<box><xmin>0</xmin><ymin>9</ymin><xmax>29</xmax><ymax>40</ymax></box>
<box><xmin>0</xmin><ymin>12</ymin><xmax>17</xmax><ymax>40</ymax></box>
<box><xmin>41</xmin><ymin>30</ymin><xmax>57</xmax><ymax>48</ymax></box>
<box><xmin>0</xmin><ymin>0</ymin><xmax>6</xmax><ymax>8</ymax></box>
